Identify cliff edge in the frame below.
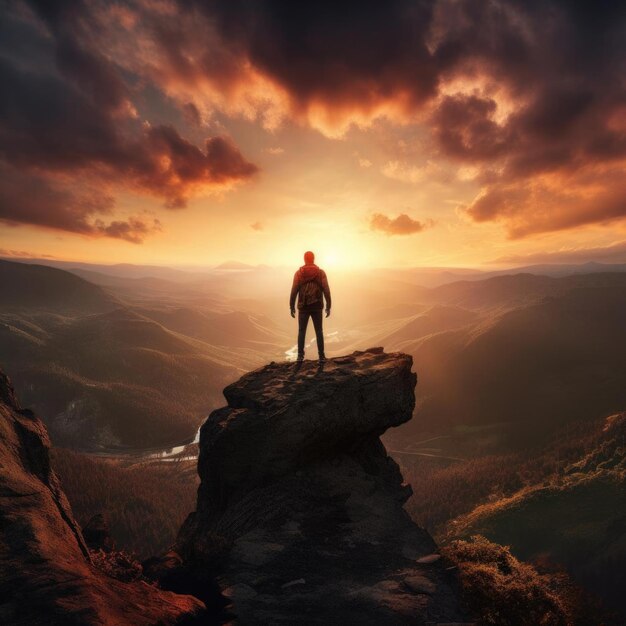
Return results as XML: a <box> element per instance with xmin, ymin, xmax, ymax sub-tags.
<box><xmin>178</xmin><ymin>348</ymin><xmax>467</xmax><ymax>625</ymax></box>
<box><xmin>0</xmin><ymin>369</ymin><xmax>206</xmax><ymax>626</ymax></box>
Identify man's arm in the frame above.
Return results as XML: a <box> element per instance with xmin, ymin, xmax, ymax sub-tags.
<box><xmin>321</xmin><ymin>271</ymin><xmax>331</xmax><ymax>314</ymax></box>
<box><xmin>289</xmin><ymin>271</ymin><xmax>300</xmax><ymax>315</ymax></box>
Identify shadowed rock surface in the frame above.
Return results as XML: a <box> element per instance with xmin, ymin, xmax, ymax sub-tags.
<box><xmin>178</xmin><ymin>348</ymin><xmax>467</xmax><ymax>625</ymax></box>
<box><xmin>0</xmin><ymin>369</ymin><xmax>206</xmax><ymax>626</ymax></box>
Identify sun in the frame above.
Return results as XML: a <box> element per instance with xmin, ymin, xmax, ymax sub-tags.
<box><xmin>274</xmin><ymin>228</ymin><xmax>375</xmax><ymax>270</ymax></box>
<box><xmin>324</xmin><ymin>250</ymin><xmax>341</xmax><ymax>268</ymax></box>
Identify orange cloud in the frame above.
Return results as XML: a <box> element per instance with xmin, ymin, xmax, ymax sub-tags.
<box><xmin>370</xmin><ymin>213</ymin><xmax>433</xmax><ymax>236</ymax></box>
<box><xmin>5</xmin><ymin>0</ymin><xmax>626</xmax><ymax>245</ymax></box>
<box><xmin>465</xmin><ymin>166</ymin><xmax>626</xmax><ymax>238</ymax></box>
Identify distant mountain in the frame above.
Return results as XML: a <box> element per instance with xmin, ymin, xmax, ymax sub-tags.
<box><xmin>1</xmin><ymin>258</ymin><xmax>202</xmax><ymax>282</ymax></box>
<box><xmin>425</xmin><ymin>273</ymin><xmax>558</xmax><ymax>310</ymax></box>
<box><xmin>0</xmin><ymin>260</ymin><xmax>117</xmax><ymax>312</ymax></box>
<box><xmin>481</xmin><ymin>261</ymin><xmax>626</xmax><ymax>280</ymax></box>
<box><xmin>400</xmin><ymin>270</ymin><xmax>626</xmax><ymax>312</ymax></box>
<box><xmin>137</xmin><ymin>306</ymin><xmax>286</xmax><ymax>349</ymax></box>
<box><xmin>353</xmin><ymin>273</ymin><xmax>626</xmax><ymax>446</ymax></box>
<box><xmin>212</xmin><ymin>260</ymin><xmax>260</xmax><ymax>270</ymax></box>
<box><xmin>3</xmin><ymin>258</ymin><xmax>626</xmax><ymax>451</ymax></box>
<box><xmin>407</xmin><ymin>276</ymin><xmax>626</xmax><ymax>443</ymax></box>
<box><xmin>423</xmin><ymin>261</ymin><xmax>626</xmax><ymax>286</ymax></box>
<box><xmin>0</xmin><ymin>305</ymin><xmax>239</xmax><ymax>449</ymax></box>
<box><xmin>378</xmin><ymin>305</ymin><xmax>478</xmax><ymax>347</ymax></box>
<box><xmin>0</xmin><ymin>261</ymin><xmax>283</xmax><ymax>450</ymax></box>
<box><xmin>372</xmin><ymin>267</ymin><xmax>483</xmax><ymax>288</ymax></box>
<box><xmin>373</xmin><ymin>262</ymin><xmax>626</xmax><ymax>288</ymax></box>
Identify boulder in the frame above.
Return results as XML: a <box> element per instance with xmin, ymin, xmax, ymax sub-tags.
<box><xmin>82</xmin><ymin>513</ymin><xmax>113</xmax><ymax>552</ymax></box>
<box><xmin>178</xmin><ymin>348</ymin><xmax>467</xmax><ymax>624</ymax></box>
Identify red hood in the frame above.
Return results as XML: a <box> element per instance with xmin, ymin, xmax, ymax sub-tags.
<box><xmin>299</xmin><ymin>264</ymin><xmax>320</xmax><ymax>280</ymax></box>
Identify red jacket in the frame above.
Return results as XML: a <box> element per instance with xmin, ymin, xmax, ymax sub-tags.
<box><xmin>289</xmin><ymin>264</ymin><xmax>331</xmax><ymax>311</ymax></box>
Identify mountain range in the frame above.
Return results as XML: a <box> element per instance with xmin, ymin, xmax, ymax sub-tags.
<box><xmin>2</xmin><ymin>258</ymin><xmax>625</xmax><ymax>452</ymax></box>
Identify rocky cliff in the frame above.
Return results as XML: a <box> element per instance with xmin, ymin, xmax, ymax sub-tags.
<box><xmin>178</xmin><ymin>348</ymin><xmax>467</xmax><ymax>625</ymax></box>
<box><xmin>0</xmin><ymin>369</ymin><xmax>206</xmax><ymax>626</ymax></box>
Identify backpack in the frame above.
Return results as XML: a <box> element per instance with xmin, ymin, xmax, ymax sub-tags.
<box><xmin>299</xmin><ymin>270</ymin><xmax>323</xmax><ymax>307</ymax></box>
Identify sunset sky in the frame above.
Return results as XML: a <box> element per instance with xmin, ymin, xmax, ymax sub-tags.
<box><xmin>1</xmin><ymin>0</ymin><xmax>625</xmax><ymax>269</ymax></box>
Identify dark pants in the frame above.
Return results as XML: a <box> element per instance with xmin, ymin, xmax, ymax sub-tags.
<box><xmin>298</xmin><ymin>310</ymin><xmax>324</xmax><ymax>357</ymax></box>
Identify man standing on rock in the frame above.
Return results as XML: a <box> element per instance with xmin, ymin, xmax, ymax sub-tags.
<box><xmin>290</xmin><ymin>251</ymin><xmax>331</xmax><ymax>362</ymax></box>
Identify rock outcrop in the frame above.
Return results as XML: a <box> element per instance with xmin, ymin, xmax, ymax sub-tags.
<box><xmin>179</xmin><ymin>348</ymin><xmax>467</xmax><ymax>625</ymax></box>
<box><xmin>0</xmin><ymin>369</ymin><xmax>206</xmax><ymax>626</ymax></box>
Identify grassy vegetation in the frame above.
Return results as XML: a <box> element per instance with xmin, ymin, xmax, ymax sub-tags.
<box><xmin>401</xmin><ymin>417</ymin><xmax>607</xmax><ymax>535</ymax></box>
<box><xmin>50</xmin><ymin>415</ymin><xmax>624</xmax><ymax>621</ymax></box>
<box><xmin>401</xmin><ymin>414</ymin><xmax>625</xmax><ymax>619</ymax></box>
<box><xmin>444</xmin><ymin>536</ymin><xmax>610</xmax><ymax>626</ymax></box>
<box><xmin>52</xmin><ymin>448</ymin><xmax>198</xmax><ymax>559</ymax></box>
<box><xmin>446</xmin><ymin>414</ymin><xmax>626</xmax><ymax>616</ymax></box>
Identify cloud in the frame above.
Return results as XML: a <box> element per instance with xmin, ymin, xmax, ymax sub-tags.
<box><xmin>143</xmin><ymin>0</ymin><xmax>440</xmax><ymax>134</ymax></box>
<box><xmin>250</xmin><ymin>221</ymin><xmax>264</xmax><ymax>231</ymax></box>
<box><xmin>3</xmin><ymin>0</ymin><xmax>626</xmax><ymax>242</ymax></box>
<box><xmin>370</xmin><ymin>213</ymin><xmax>433</xmax><ymax>236</ymax></box>
<box><xmin>428</xmin><ymin>0</ymin><xmax>626</xmax><ymax>236</ymax></box>
<box><xmin>159</xmin><ymin>0</ymin><xmax>625</xmax><ymax>233</ymax></box>
<box><xmin>0</xmin><ymin>166</ymin><xmax>161</xmax><ymax>243</ymax></box>
<box><xmin>0</xmin><ymin>54</ymin><xmax>258</xmax><ymax>208</ymax></box>
<box><xmin>0</xmin><ymin>1</ymin><xmax>258</xmax><ymax>241</ymax></box>
<box><xmin>137</xmin><ymin>127</ymin><xmax>259</xmax><ymax>208</ymax></box>
<box><xmin>0</xmin><ymin>248</ymin><xmax>55</xmax><ymax>259</ymax></box>
<box><xmin>432</xmin><ymin>95</ymin><xmax>511</xmax><ymax>161</ymax></box>
<box><xmin>464</xmin><ymin>167</ymin><xmax>626</xmax><ymax>238</ymax></box>
<box><xmin>381</xmin><ymin>159</ymin><xmax>440</xmax><ymax>183</ymax></box>
<box><xmin>181</xmin><ymin>102</ymin><xmax>203</xmax><ymax>126</ymax></box>
<box><xmin>96</xmin><ymin>217</ymin><xmax>162</xmax><ymax>244</ymax></box>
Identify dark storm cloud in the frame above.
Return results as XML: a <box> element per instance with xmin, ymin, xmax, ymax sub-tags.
<box><xmin>0</xmin><ymin>166</ymin><xmax>161</xmax><ymax>243</ymax></box>
<box><xmin>370</xmin><ymin>213</ymin><xmax>432</xmax><ymax>236</ymax></box>
<box><xmin>432</xmin><ymin>95</ymin><xmax>512</xmax><ymax>161</ymax></box>
<box><xmin>25</xmin><ymin>0</ymin><xmax>129</xmax><ymax>112</ymax></box>
<box><xmin>179</xmin><ymin>0</ymin><xmax>440</xmax><ymax>112</ymax></box>
<box><xmin>2</xmin><ymin>0</ymin><xmax>625</xmax><ymax>240</ymax></box>
<box><xmin>429</xmin><ymin>0</ymin><xmax>626</xmax><ymax>235</ymax></box>
<box><xmin>0</xmin><ymin>0</ymin><xmax>258</xmax><ymax>241</ymax></box>
<box><xmin>182</xmin><ymin>102</ymin><xmax>203</xmax><ymax>127</ymax></box>
<box><xmin>169</xmin><ymin>0</ymin><xmax>626</xmax><ymax>235</ymax></box>
<box><xmin>0</xmin><ymin>56</ymin><xmax>258</xmax><ymax>204</ymax></box>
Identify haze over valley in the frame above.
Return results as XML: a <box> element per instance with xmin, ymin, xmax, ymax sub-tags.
<box><xmin>3</xmin><ymin>257</ymin><xmax>624</xmax><ymax>454</ymax></box>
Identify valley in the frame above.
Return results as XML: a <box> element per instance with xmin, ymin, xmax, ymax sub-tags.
<box><xmin>2</xmin><ymin>256</ymin><xmax>625</xmax><ymax>620</ymax></box>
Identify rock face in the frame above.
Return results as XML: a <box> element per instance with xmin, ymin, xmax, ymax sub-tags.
<box><xmin>179</xmin><ymin>348</ymin><xmax>466</xmax><ymax>625</ymax></box>
<box><xmin>0</xmin><ymin>369</ymin><xmax>206</xmax><ymax>626</ymax></box>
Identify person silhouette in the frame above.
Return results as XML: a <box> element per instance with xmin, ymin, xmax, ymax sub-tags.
<box><xmin>290</xmin><ymin>251</ymin><xmax>331</xmax><ymax>362</ymax></box>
